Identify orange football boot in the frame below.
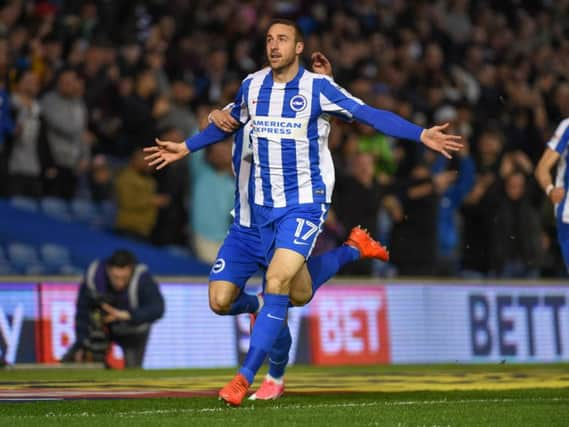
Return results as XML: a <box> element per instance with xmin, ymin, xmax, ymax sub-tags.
<box><xmin>345</xmin><ymin>226</ymin><xmax>389</xmax><ymax>262</ymax></box>
<box><xmin>218</xmin><ymin>373</ymin><xmax>250</xmax><ymax>406</ymax></box>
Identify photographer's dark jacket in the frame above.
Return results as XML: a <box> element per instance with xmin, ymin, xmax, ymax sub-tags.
<box><xmin>75</xmin><ymin>260</ymin><xmax>165</xmax><ymax>345</ymax></box>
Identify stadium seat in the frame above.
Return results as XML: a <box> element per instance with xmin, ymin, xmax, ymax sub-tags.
<box><xmin>58</xmin><ymin>264</ymin><xmax>84</xmax><ymax>275</ymax></box>
<box><xmin>25</xmin><ymin>263</ymin><xmax>47</xmax><ymax>275</ymax></box>
<box><xmin>0</xmin><ymin>262</ymin><xmax>15</xmax><ymax>275</ymax></box>
<box><xmin>99</xmin><ymin>200</ymin><xmax>117</xmax><ymax>228</ymax></box>
<box><xmin>40</xmin><ymin>243</ymin><xmax>72</xmax><ymax>273</ymax></box>
<box><xmin>7</xmin><ymin>242</ymin><xmax>40</xmax><ymax>272</ymax></box>
<box><xmin>70</xmin><ymin>198</ymin><xmax>100</xmax><ymax>225</ymax></box>
<box><xmin>165</xmin><ymin>245</ymin><xmax>192</xmax><ymax>257</ymax></box>
<box><xmin>9</xmin><ymin>196</ymin><xmax>39</xmax><ymax>212</ymax></box>
<box><xmin>41</xmin><ymin>197</ymin><xmax>72</xmax><ymax>222</ymax></box>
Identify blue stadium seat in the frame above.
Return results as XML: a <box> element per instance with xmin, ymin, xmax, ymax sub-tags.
<box><xmin>70</xmin><ymin>198</ymin><xmax>100</xmax><ymax>225</ymax></box>
<box><xmin>0</xmin><ymin>261</ymin><xmax>15</xmax><ymax>275</ymax></box>
<box><xmin>7</xmin><ymin>242</ymin><xmax>40</xmax><ymax>272</ymax></box>
<box><xmin>165</xmin><ymin>245</ymin><xmax>192</xmax><ymax>257</ymax></box>
<box><xmin>10</xmin><ymin>196</ymin><xmax>39</xmax><ymax>212</ymax></box>
<box><xmin>59</xmin><ymin>264</ymin><xmax>84</xmax><ymax>275</ymax></box>
<box><xmin>40</xmin><ymin>243</ymin><xmax>72</xmax><ymax>273</ymax></box>
<box><xmin>25</xmin><ymin>263</ymin><xmax>47</xmax><ymax>275</ymax></box>
<box><xmin>41</xmin><ymin>197</ymin><xmax>72</xmax><ymax>222</ymax></box>
<box><xmin>99</xmin><ymin>200</ymin><xmax>116</xmax><ymax>228</ymax></box>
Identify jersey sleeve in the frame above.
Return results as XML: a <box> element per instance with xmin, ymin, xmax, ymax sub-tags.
<box><xmin>547</xmin><ymin>118</ymin><xmax>569</xmax><ymax>154</ymax></box>
<box><xmin>319</xmin><ymin>78</ymin><xmax>423</xmax><ymax>142</ymax></box>
<box><xmin>184</xmin><ymin>123</ymin><xmax>233</xmax><ymax>152</ymax></box>
<box><xmin>230</xmin><ymin>80</ymin><xmax>251</xmax><ymax>124</ymax></box>
<box><xmin>318</xmin><ymin>77</ymin><xmax>365</xmax><ymax>119</ymax></box>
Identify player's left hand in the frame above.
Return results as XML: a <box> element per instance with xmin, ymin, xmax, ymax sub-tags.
<box><xmin>101</xmin><ymin>303</ymin><xmax>131</xmax><ymax>323</ymax></box>
<box><xmin>420</xmin><ymin>123</ymin><xmax>463</xmax><ymax>159</ymax></box>
<box><xmin>311</xmin><ymin>52</ymin><xmax>333</xmax><ymax>78</ymax></box>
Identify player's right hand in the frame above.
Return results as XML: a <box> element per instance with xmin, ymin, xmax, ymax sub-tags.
<box><xmin>549</xmin><ymin>187</ymin><xmax>565</xmax><ymax>204</ymax></box>
<box><xmin>210</xmin><ymin>109</ymin><xmax>239</xmax><ymax>132</ymax></box>
<box><xmin>143</xmin><ymin>138</ymin><xmax>190</xmax><ymax>170</ymax></box>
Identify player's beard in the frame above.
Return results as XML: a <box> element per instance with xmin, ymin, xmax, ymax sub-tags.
<box><xmin>268</xmin><ymin>51</ymin><xmax>297</xmax><ymax>73</ymax></box>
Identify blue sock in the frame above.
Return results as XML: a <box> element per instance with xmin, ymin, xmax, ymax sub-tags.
<box><xmin>228</xmin><ymin>292</ymin><xmax>259</xmax><ymax>315</ymax></box>
<box><xmin>307</xmin><ymin>245</ymin><xmax>359</xmax><ymax>294</ymax></box>
<box><xmin>239</xmin><ymin>293</ymin><xmax>289</xmax><ymax>384</ymax></box>
<box><xmin>268</xmin><ymin>324</ymin><xmax>291</xmax><ymax>380</ymax></box>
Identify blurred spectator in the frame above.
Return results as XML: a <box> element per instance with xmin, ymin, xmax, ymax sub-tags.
<box><xmin>190</xmin><ymin>125</ymin><xmax>234</xmax><ymax>263</ymax></box>
<box><xmin>62</xmin><ymin>249</ymin><xmax>164</xmax><ymax>368</ymax></box>
<box><xmin>88</xmin><ymin>154</ymin><xmax>113</xmax><ymax>203</ymax></box>
<box><xmin>461</xmin><ymin>130</ymin><xmax>504</xmax><ymax>277</ymax></box>
<box><xmin>390</xmin><ymin>162</ymin><xmax>439</xmax><ymax>276</ymax></box>
<box><xmin>332</xmin><ymin>151</ymin><xmax>386</xmax><ymax>275</ymax></box>
<box><xmin>0</xmin><ymin>72</ymin><xmax>13</xmax><ymax>149</ymax></box>
<box><xmin>195</xmin><ymin>48</ymin><xmax>230</xmax><ymax>104</ymax></box>
<box><xmin>490</xmin><ymin>172</ymin><xmax>542</xmax><ymax>278</ymax></box>
<box><xmin>429</xmin><ymin>109</ymin><xmax>476</xmax><ymax>275</ymax></box>
<box><xmin>156</xmin><ymin>79</ymin><xmax>198</xmax><ymax>138</ymax></box>
<box><xmin>151</xmin><ymin>127</ymin><xmax>190</xmax><ymax>246</ymax></box>
<box><xmin>114</xmin><ymin>150</ymin><xmax>169</xmax><ymax>240</ymax></box>
<box><xmin>41</xmin><ymin>68</ymin><xmax>89</xmax><ymax>199</ymax></box>
<box><xmin>119</xmin><ymin>69</ymin><xmax>158</xmax><ymax>155</ymax></box>
<box><xmin>355</xmin><ymin>121</ymin><xmax>397</xmax><ymax>177</ymax></box>
<box><xmin>7</xmin><ymin>69</ymin><xmax>43</xmax><ymax>198</ymax></box>
<box><xmin>144</xmin><ymin>48</ymin><xmax>169</xmax><ymax>95</ymax></box>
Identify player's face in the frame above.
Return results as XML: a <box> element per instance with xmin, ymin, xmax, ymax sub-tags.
<box><xmin>266</xmin><ymin>23</ymin><xmax>303</xmax><ymax>71</ymax></box>
<box><xmin>107</xmin><ymin>265</ymin><xmax>134</xmax><ymax>292</ymax></box>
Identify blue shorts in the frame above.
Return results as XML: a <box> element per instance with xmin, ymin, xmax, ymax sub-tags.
<box><xmin>208</xmin><ymin>223</ymin><xmax>266</xmax><ymax>289</ymax></box>
<box><xmin>557</xmin><ymin>221</ymin><xmax>569</xmax><ymax>271</ymax></box>
<box><xmin>252</xmin><ymin>203</ymin><xmax>329</xmax><ymax>262</ymax></box>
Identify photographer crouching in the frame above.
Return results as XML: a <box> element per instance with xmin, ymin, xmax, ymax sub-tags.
<box><xmin>62</xmin><ymin>249</ymin><xmax>165</xmax><ymax>367</ymax></box>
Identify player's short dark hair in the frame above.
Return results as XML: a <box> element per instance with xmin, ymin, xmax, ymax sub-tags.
<box><xmin>267</xmin><ymin>18</ymin><xmax>304</xmax><ymax>43</ymax></box>
<box><xmin>107</xmin><ymin>249</ymin><xmax>137</xmax><ymax>268</ymax></box>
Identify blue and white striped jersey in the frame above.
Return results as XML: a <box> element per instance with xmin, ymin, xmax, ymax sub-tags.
<box><xmin>547</xmin><ymin>117</ymin><xmax>569</xmax><ymax>223</ymax></box>
<box><xmin>230</xmin><ymin>66</ymin><xmax>366</xmax><ymax>208</ymax></box>
<box><xmin>231</xmin><ymin>120</ymin><xmax>255</xmax><ymax>228</ymax></box>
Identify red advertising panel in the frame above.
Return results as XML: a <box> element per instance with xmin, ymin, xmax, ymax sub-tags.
<box><xmin>309</xmin><ymin>286</ymin><xmax>390</xmax><ymax>365</ymax></box>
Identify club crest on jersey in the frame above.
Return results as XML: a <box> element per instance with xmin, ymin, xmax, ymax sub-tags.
<box><xmin>290</xmin><ymin>94</ymin><xmax>307</xmax><ymax>112</ymax></box>
<box><xmin>211</xmin><ymin>258</ymin><xmax>226</xmax><ymax>274</ymax></box>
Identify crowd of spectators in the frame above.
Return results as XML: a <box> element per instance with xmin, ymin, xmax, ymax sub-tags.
<box><xmin>0</xmin><ymin>0</ymin><xmax>567</xmax><ymax>277</ymax></box>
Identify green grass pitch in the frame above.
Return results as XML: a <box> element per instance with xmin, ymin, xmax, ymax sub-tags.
<box><xmin>0</xmin><ymin>364</ymin><xmax>567</xmax><ymax>426</ymax></box>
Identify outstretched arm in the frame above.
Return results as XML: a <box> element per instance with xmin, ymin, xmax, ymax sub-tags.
<box><xmin>143</xmin><ymin>123</ymin><xmax>234</xmax><ymax>170</ymax></box>
<box><xmin>319</xmin><ymin>79</ymin><xmax>463</xmax><ymax>158</ymax></box>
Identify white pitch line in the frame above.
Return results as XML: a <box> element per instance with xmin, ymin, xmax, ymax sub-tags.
<box><xmin>3</xmin><ymin>397</ymin><xmax>568</xmax><ymax>419</ymax></box>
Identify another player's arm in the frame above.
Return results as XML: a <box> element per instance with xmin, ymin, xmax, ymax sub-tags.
<box><xmin>318</xmin><ymin>78</ymin><xmax>463</xmax><ymax>158</ymax></box>
<box><xmin>311</xmin><ymin>51</ymin><xmax>333</xmax><ymax>78</ymax></box>
<box><xmin>535</xmin><ymin>148</ymin><xmax>564</xmax><ymax>203</ymax></box>
<box><xmin>209</xmin><ymin>103</ymin><xmax>240</xmax><ymax>133</ymax></box>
